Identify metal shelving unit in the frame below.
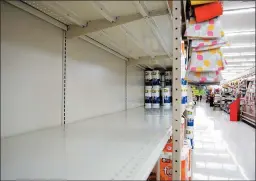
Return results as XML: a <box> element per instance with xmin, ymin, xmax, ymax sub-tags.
<box><xmin>1</xmin><ymin>0</ymin><xmax>187</xmax><ymax>180</ymax></box>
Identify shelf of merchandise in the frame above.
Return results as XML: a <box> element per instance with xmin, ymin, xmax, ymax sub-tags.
<box><xmin>241</xmin><ymin>111</ymin><xmax>256</xmax><ymax>127</ymax></box>
<box><xmin>220</xmin><ymin>84</ymin><xmax>238</xmax><ymax>115</ymax></box>
<box><xmin>240</xmin><ymin>76</ymin><xmax>256</xmax><ymax>127</ymax></box>
<box><xmin>223</xmin><ymin>108</ymin><xmax>230</xmax><ymax>114</ymax></box>
<box><xmin>222</xmin><ymin>69</ymin><xmax>255</xmax><ymax>125</ymax></box>
<box><xmin>1</xmin><ymin>0</ymin><xmax>188</xmax><ymax>180</ymax></box>
<box><xmin>220</xmin><ymin>99</ymin><xmax>233</xmax><ymax>114</ymax></box>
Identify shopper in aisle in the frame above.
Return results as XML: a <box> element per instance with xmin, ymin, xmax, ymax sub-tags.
<box><xmin>209</xmin><ymin>91</ymin><xmax>214</xmax><ymax>107</ymax></box>
<box><xmin>199</xmin><ymin>87</ymin><xmax>205</xmax><ymax>102</ymax></box>
<box><xmin>194</xmin><ymin>87</ymin><xmax>200</xmax><ymax>102</ymax></box>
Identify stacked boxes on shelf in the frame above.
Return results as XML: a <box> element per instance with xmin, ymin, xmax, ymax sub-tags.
<box><xmin>165</xmin><ymin>71</ymin><xmax>172</xmax><ymax>106</ymax></box>
<box><xmin>159</xmin><ymin>130</ymin><xmax>192</xmax><ymax>180</ymax></box>
<box><xmin>144</xmin><ymin>69</ymin><xmax>172</xmax><ymax>109</ymax></box>
<box><xmin>181</xmin><ymin>41</ymin><xmax>188</xmax><ymax>111</ymax></box>
<box><xmin>145</xmin><ymin>70</ymin><xmax>152</xmax><ymax>109</ymax></box>
<box><xmin>152</xmin><ymin>70</ymin><xmax>161</xmax><ymax>108</ymax></box>
<box><xmin>158</xmin><ymin>102</ymin><xmax>195</xmax><ymax>181</ymax></box>
<box><xmin>185</xmin><ymin>103</ymin><xmax>195</xmax><ymax>149</ymax></box>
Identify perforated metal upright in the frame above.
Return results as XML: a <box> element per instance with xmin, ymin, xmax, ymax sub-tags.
<box><xmin>171</xmin><ymin>1</ymin><xmax>183</xmax><ymax>180</ymax></box>
<box><xmin>62</xmin><ymin>31</ymin><xmax>67</xmax><ymax>125</ymax></box>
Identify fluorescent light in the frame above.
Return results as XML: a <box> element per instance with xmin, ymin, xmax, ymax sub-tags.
<box><xmin>226</xmin><ymin>62</ymin><xmax>255</xmax><ymax>66</ymax></box>
<box><xmin>222</xmin><ymin>69</ymin><xmax>244</xmax><ymax>71</ymax></box>
<box><xmin>226</xmin><ymin>59</ymin><xmax>255</xmax><ymax>63</ymax></box>
<box><xmin>238</xmin><ymin>52</ymin><xmax>254</xmax><ymax>56</ymax></box>
<box><xmin>224</xmin><ymin>52</ymin><xmax>255</xmax><ymax>57</ymax></box>
<box><xmin>226</xmin><ymin>67</ymin><xmax>251</xmax><ymax>69</ymax></box>
<box><xmin>227</xmin><ymin>61</ymin><xmax>255</xmax><ymax>65</ymax></box>
<box><xmin>223</xmin><ymin>68</ymin><xmax>247</xmax><ymax>71</ymax></box>
<box><xmin>225</xmin><ymin>70</ymin><xmax>249</xmax><ymax>72</ymax></box>
<box><xmin>225</xmin><ymin>31</ymin><xmax>255</xmax><ymax>36</ymax></box>
<box><xmin>223</xmin><ymin>7</ymin><xmax>255</xmax><ymax>15</ymax></box>
<box><xmin>223</xmin><ymin>69</ymin><xmax>245</xmax><ymax>72</ymax></box>
<box><xmin>222</xmin><ymin>70</ymin><xmax>243</xmax><ymax>72</ymax></box>
<box><xmin>221</xmin><ymin>44</ymin><xmax>255</xmax><ymax>49</ymax></box>
<box><xmin>227</xmin><ymin>65</ymin><xmax>254</xmax><ymax>67</ymax></box>
<box><xmin>222</xmin><ymin>72</ymin><xmax>238</xmax><ymax>74</ymax></box>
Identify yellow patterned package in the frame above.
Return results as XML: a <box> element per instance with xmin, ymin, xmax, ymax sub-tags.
<box><xmin>190</xmin><ymin>0</ymin><xmax>217</xmax><ymax>6</ymax></box>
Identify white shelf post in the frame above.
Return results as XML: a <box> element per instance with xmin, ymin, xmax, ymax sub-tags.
<box><xmin>62</xmin><ymin>31</ymin><xmax>67</xmax><ymax>125</ymax></box>
<box><xmin>172</xmin><ymin>1</ymin><xmax>183</xmax><ymax>180</ymax></box>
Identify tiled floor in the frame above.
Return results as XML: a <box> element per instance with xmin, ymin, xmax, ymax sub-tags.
<box><xmin>192</xmin><ymin>101</ymin><xmax>255</xmax><ymax>180</ymax></box>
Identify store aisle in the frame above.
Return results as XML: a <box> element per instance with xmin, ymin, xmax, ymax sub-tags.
<box><xmin>192</xmin><ymin>102</ymin><xmax>255</xmax><ymax>180</ymax></box>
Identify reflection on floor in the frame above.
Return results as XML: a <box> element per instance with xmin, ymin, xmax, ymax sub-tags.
<box><xmin>192</xmin><ymin>101</ymin><xmax>255</xmax><ymax>180</ymax></box>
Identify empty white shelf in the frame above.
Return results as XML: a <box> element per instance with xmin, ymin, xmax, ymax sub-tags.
<box><xmin>1</xmin><ymin>107</ymin><xmax>172</xmax><ymax>180</ymax></box>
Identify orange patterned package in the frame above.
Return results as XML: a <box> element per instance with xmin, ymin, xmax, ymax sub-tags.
<box><xmin>160</xmin><ymin>154</ymin><xmax>172</xmax><ymax>181</ymax></box>
<box><xmin>181</xmin><ymin>146</ymin><xmax>190</xmax><ymax>181</ymax></box>
<box><xmin>184</xmin><ymin>140</ymin><xmax>193</xmax><ymax>180</ymax></box>
<box><xmin>163</xmin><ymin>138</ymin><xmax>173</xmax><ymax>153</ymax></box>
<box><xmin>160</xmin><ymin>143</ymin><xmax>190</xmax><ymax>181</ymax></box>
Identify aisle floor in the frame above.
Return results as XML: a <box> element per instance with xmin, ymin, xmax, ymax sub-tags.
<box><xmin>192</xmin><ymin>101</ymin><xmax>255</xmax><ymax>180</ymax></box>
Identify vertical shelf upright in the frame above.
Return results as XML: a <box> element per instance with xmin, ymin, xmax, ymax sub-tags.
<box><xmin>62</xmin><ymin>31</ymin><xmax>67</xmax><ymax>125</ymax></box>
<box><xmin>171</xmin><ymin>1</ymin><xmax>183</xmax><ymax>180</ymax></box>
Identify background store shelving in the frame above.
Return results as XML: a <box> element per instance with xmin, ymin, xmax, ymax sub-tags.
<box><xmin>220</xmin><ymin>67</ymin><xmax>255</xmax><ymax>126</ymax></box>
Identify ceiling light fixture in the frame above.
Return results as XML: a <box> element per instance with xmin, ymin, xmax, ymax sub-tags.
<box><xmin>225</xmin><ymin>31</ymin><xmax>255</xmax><ymax>36</ymax></box>
<box><xmin>226</xmin><ymin>58</ymin><xmax>255</xmax><ymax>62</ymax></box>
<box><xmin>224</xmin><ymin>52</ymin><xmax>255</xmax><ymax>57</ymax></box>
<box><xmin>223</xmin><ymin>7</ymin><xmax>255</xmax><ymax>15</ymax></box>
<box><xmin>227</xmin><ymin>64</ymin><xmax>254</xmax><ymax>67</ymax></box>
<box><xmin>221</xmin><ymin>44</ymin><xmax>255</xmax><ymax>49</ymax></box>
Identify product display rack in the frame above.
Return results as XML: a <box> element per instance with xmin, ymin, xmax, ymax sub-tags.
<box><xmin>220</xmin><ymin>87</ymin><xmax>235</xmax><ymax>114</ymax></box>
<box><xmin>221</xmin><ymin>68</ymin><xmax>255</xmax><ymax>126</ymax></box>
<box><xmin>241</xmin><ymin>76</ymin><xmax>256</xmax><ymax>127</ymax></box>
<box><xmin>1</xmin><ymin>0</ymin><xmax>190</xmax><ymax>180</ymax></box>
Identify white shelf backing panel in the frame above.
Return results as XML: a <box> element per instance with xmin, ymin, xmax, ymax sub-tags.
<box><xmin>65</xmin><ymin>37</ymin><xmax>126</xmax><ymax>124</ymax></box>
<box><xmin>1</xmin><ymin>1</ymin><xmax>63</xmax><ymax>137</ymax></box>
<box><xmin>126</xmin><ymin>66</ymin><xmax>144</xmax><ymax>109</ymax></box>
<box><xmin>1</xmin><ymin>107</ymin><xmax>172</xmax><ymax>180</ymax></box>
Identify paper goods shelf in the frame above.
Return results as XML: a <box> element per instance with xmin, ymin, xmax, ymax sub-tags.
<box><xmin>1</xmin><ymin>0</ymin><xmax>185</xmax><ymax>180</ymax></box>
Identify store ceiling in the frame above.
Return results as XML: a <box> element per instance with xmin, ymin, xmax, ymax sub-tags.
<box><xmin>20</xmin><ymin>1</ymin><xmax>255</xmax><ymax>72</ymax></box>
<box><xmin>221</xmin><ymin>1</ymin><xmax>255</xmax><ymax>80</ymax></box>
